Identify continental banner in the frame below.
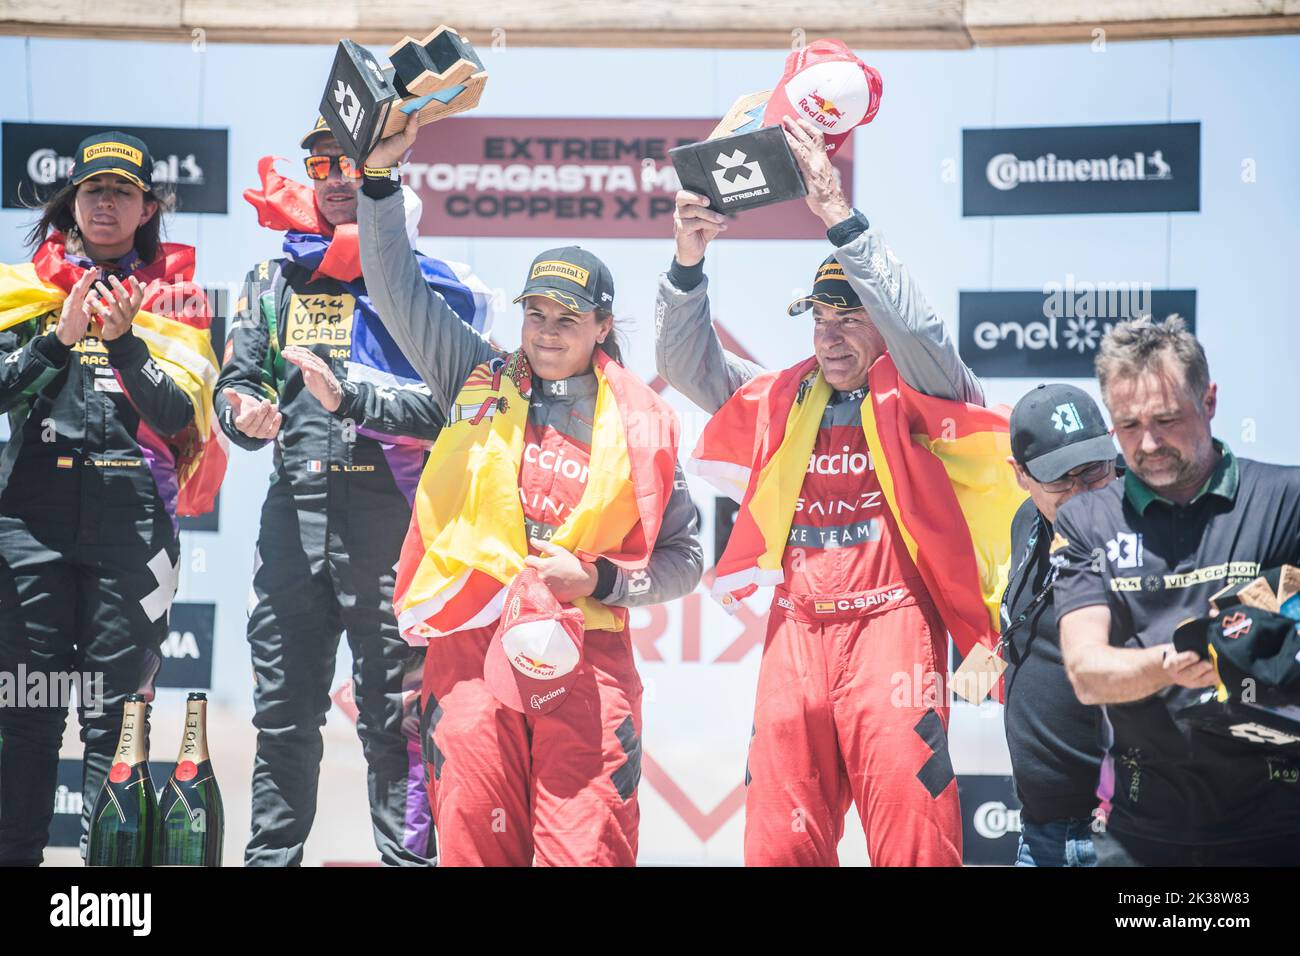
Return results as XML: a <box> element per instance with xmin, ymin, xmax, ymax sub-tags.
<box><xmin>407</xmin><ymin>117</ymin><xmax>853</xmax><ymax>240</ymax></box>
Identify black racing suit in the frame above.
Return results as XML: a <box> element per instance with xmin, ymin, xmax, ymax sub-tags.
<box><xmin>0</xmin><ymin>264</ymin><xmax>195</xmax><ymax>865</ymax></box>
<box><xmin>215</xmin><ymin>256</ymin><xmax>442</xmax><ymax>866</ymax></box>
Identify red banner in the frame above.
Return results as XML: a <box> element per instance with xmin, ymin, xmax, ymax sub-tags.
<box><xmin>407</xmin><ymin>117</ymin><xmax>853</xmax><ymax>240</ymax></box>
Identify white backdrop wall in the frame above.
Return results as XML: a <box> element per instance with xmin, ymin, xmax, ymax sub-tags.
<box><xmin>2</xmin><ymin>33</ymin><xmax>1298</xmax><ymax>865</ymax></box>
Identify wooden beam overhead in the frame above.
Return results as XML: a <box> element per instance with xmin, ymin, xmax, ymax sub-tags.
<box><xmin>1</xmin><ymin>0</ymin><xmax>1298</xmax><ymax>48</ymax></box>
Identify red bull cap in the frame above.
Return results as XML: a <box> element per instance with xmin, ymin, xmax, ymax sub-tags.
<box><xmin>762</xmin><ymin>39</ymin><xmax>883</xmax><ymax>156</ymax></box>
<box><xmin>484</xmin><ymin>569</ymin><xmax>587</xmax><ymax>716</ymax></box>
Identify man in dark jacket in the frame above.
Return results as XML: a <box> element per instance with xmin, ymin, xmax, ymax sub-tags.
<box><xmin>215</xmin><ymin>118</ymin><xmax>489</xmax><ymax>866</ymax></box>
<box><xmin>1003</xmin><ymin>383</ymin><xmax>1118</xmax><ymax>866</ymax></box>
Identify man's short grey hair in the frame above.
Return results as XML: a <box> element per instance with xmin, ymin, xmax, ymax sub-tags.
<box><xmin>1095</xmin><ymin>314</ymin><xmax>1210</xmax><ymax>401</ymax></box>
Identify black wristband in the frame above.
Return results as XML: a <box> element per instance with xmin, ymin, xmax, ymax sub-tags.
<box><xmin>591</xmin><ymin>558</ymin><xmax>619</xmax><ymax>601</ymax></box>
<box><xmin>104</xmin><ymin>329</ymin><xmax>149</xmax><ymax>367</ymax></box>
<box><xmin>332</xmin><ymin>379</ymin><xmax>362</xmax><ymax>420</ymax></box>
<box><xmin>827</xmin><ymin>209</ymin><xmax>870</xmax><ymax>248</ymax></box>
<box><xmin>362</xmin><ymin>176</ymin><xmax>400</xmax><ymax>200</ymax></box>
<box><xmin>668</xmin><ymin>257</ymin><xmax>705</xmax><ymax>293</ymax></box>
<box><xmin>32</xmin><ymin>330</ymin><xmax>73</xmax><ymax>366</ymax></box>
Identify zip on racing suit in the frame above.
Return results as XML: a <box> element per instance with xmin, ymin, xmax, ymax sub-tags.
<box><xmin>0</xmin><ymin>245</ymin><xmax>196</xmax><ymax>865</ymax></box>
<box><xmin>215</xmin><ymin>256</ymin><xmax>441</xmax><ymax>866</ymax></box>
<box><xmin>357</xmin><ymin>182</ymin><xmax>704</xmax><ymax>866</ymax></box>
<box><xmin>654</xmin><ymin>213</ymin><xmax>985</xmax><ymax>866</ymax></box>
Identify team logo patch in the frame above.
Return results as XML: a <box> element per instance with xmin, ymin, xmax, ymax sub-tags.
<box><xmin>530</xmin><ymin>261</ymin><xmax>590</xmax><ymax>286</ymax></box>
<box><xmin>1106</xmin><ymin>531</ymin><xmax>1143</xmax><ymax>569</ymax></box>
<box><xmin>284</xmin><ymin>293</ymin><xmax>355</xmax><ymax>347</ymax></box>
<box><xmin>83</xmin><ymin>141</ymin><xmax>143</xmax><ymax>166</ymax></box>
<box><xmin>1220</xmin><ymin>612</ymin><xmax>1252</xmax><ymax>640</ymax></box>
<box><xmin>1051</xmin><ymin>402</ymin><xmax>1083</xmax><ymax>434</ymax></box>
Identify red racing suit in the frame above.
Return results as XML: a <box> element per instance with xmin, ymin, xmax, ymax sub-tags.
<box><xmin>655</xmin><ymin>218</ymin><xmax>985</xmax><ymax>865</ymax></box>
<box><xmin>358</xmin><ymin>185</ymin><xmax>702</xmax><ymax>865</ymax></box>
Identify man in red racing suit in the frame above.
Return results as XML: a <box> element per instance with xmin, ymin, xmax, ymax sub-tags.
<box><xmin>655</xmin><ymin>117</ymin><xmax>988</xmax><ymax>866</ymax></box>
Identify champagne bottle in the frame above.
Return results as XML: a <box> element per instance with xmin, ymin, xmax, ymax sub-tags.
<box><xmin>155</xmin><ymin>692</ymin><xmax>224</xmax><ymax>866</ymax></box>
<box><xmin>86</xmin><ymin>694</ymin><xmax>155</xmax><ymax>867</ymax></box>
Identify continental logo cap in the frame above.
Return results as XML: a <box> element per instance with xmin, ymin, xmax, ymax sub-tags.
<box><xmin>514</xmin><ymin>246</ymin><xmax>615</xmax><ymax>313</ymax></box>
<box><xmin>71</xmin><ymin>131</ymin><xmax>153</xmax><ymax>193</ymax></box>
<box><xmin>300</xmin><ymin>115</ymin><xmax>334</xmax><ymax>150</ymax></box>
<box><xmin>787</xmin><ymin>253</ymin><xmax>863</xmax><ymax>316</ymax></box>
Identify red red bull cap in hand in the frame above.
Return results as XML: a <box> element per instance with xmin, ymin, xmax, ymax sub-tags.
<box><xmin>484</xmin><ymin>569</ymin><xmax>586</xmax><ymax>716</ymax></box>
<box><xmin>762</xmin><ymin>39</ymin><xmax>883</xmax><ymax>156</ymax></box>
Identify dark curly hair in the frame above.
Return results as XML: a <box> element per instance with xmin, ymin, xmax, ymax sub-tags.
<box><xmin>22</xmin><ymin>177</ymin><xmax>173</xmax><ymax>263</ymax></box>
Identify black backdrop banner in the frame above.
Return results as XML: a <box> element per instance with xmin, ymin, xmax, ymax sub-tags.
<box><xmin>963</xmin><ymin>122</ymin><xmax>1200</xmax><ymax>216</ymax></box>
<box><xmin>2</xmin><ymin>121</ymin><xmax>228</xmax><ymax>214</ymax></box>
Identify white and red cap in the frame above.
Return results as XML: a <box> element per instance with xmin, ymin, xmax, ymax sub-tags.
<box><xmin>762</xmin><ymin>39</ymin><xmax>883</xmax><ymax>156</ymax></box>
<box><xmin>484</xmin><ymin>569</ymin><xmax>586</xmax><ymax>716</ymax></box>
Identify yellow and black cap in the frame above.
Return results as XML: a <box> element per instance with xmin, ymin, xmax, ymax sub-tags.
<box><xmin>786</xmin><ymin>254</ymin><xmax>863</xmax><ymax>317</ymax></box>
<box><xmin>300</xmin><ymin>116</ymin><xmax>335</xmax><ymax>150</ymax></box>
<box><xmin>514</xmin><ymin>246</ymin><xmax>615</xmax><ymax>313</ymax></box>
<box><xmin>70</xmin><ymin>131</ymin><xmax>153</xmax><ymax>193</ymax></box>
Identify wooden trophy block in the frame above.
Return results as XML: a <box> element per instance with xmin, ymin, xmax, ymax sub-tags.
<box><xmin>388</xmin><ymin>25</ymin><xmax>484</xmax><ymax>98</ymax></box>
<box><xmin>380</xmin><ymin>26</ymin><xmax>488</xmax><ymax>138</ymax></box>
<box><xmin>709</xmin><ymin>90</ymin><xmax>771</xmax><ymax>140</ymax></box>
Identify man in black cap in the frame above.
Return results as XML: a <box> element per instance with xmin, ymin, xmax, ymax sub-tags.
<box><xmin>214</xmin><ymin>116</ymin><xmax>488</xmax><ymax>866</ymax></box>
<box><xmin>1054</xmin><ymin>316</ymin><xmax>1300</xmax><ymax>865</ymax></box>
<box><xmin>652</xmin><ymin>117</ymin><xmax>997</xmax><ymax>867</ymax></box>
<box><xmin>1003</xmin><ymin>384</ymin><xmax>1118</xmax><ymax>866</ymax></box>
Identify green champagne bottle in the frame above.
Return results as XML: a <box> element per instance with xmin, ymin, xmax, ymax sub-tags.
<box><xmin>86</xmin><ymin>694</ymin><xmax>155</xmax><ymax>867</ymax></box>
<box><xmin>155</xmin><ymin>692</ymin><xmax>224</xmax><ymax>866</ymax></box>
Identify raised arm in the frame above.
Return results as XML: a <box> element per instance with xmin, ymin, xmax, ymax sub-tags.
<box><xmin>833</xmin><ymin>227</ymin><xmax>983</xmax><ymax>405</ymax></box>
<box><xmin>780</xmin><ymin>115</ymin><xmax>983</xmax><ymax>405</ymax></box>
<box><xmin>359</xmin><ymin>121</ymin><xmax>494</xmax><ymax>412</ymax></box>
<box><xmin>654</xmin><ymin>190</ymin><xmax>765</xmax><ymax>414</ymax></box>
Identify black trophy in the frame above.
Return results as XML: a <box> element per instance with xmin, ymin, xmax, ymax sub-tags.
<box><xmin>320</xmin><ymin>24</ymin><xmax>488</xmax><ymax>162</ymax></box>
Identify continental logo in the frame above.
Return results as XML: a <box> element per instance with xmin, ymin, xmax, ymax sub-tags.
<box><xmin>1110</xmin><ymin>562</ymin><xmax>1261</xmax><ymax>593</ymax></box>
<box><xmin>530</xmin><ymin>261</ymin><xmax>590</xmax><ymax>287</ymax></box>
<box><xmin>815</xmin><ymin>262</ymin><xmax>847</xmax><ymax>282</ymax></box>
<box><xmin>83</xmin><ymin>142</ymin><xmax>143</xmax><ymax>166</ymax></box>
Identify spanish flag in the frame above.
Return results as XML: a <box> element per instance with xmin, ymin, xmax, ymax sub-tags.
<box><xmin>689</xmin><ymin>353</ymin><xmax>1025</xmax><ymax>659</ymax></box>
<box><xmin>0</xmin><ymin>235</ymin><xmax>225</xmax><ymax>516</ymax></box>
<box><xmin>393</xmin><ymin>349</ymin><xmax>678</xmax><ymax>645</ymax></box>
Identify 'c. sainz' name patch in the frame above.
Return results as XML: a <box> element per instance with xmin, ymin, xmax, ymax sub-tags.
<box><xmin>284</xmin><ymin>294</ymin><xmax>355</xmax><ymax>346</ymax></box>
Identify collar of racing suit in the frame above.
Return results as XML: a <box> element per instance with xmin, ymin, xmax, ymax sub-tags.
<box><xmin>533</xmin><ymin>370</ymin><xmax>599</xmax><ymax>401</ymax></box>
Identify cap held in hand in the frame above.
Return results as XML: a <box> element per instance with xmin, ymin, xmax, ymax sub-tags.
<box><xmin>484</xmin><ymin>568</ymin><xmax>587</xmax><ymax>716</ymax></box>
<box><xmin>761</xmin><ymin>39</ymin><xmax>882</xmax><ymax>157</ymax></box>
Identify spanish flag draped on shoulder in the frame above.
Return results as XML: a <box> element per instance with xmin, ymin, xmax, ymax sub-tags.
<box><xmin>394</xmin><ymin>349</ymin><xmax>677</xmax><ymax>645</ymax></box>
<box><xmin>689</xmin><ymin>353</ymin><xmax>1025</xmax><ymax>659</ymax></box>
<box><xmin>0</xmin><ymin>234</ymin><xmax>225</xmax><ymax>516</ymax></box>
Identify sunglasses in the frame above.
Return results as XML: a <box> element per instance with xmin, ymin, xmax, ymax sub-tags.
<box><xmin>303</xmin><ymin>154</ymin><xmax>361</xmax><ymax>181</ymax></box>
<box><xmin>1039</xmin><ymin>459</ymin><xmax>1113</xmax><ymax>494</ymax></box>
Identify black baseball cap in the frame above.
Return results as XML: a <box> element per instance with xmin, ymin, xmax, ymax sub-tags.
<box><xmin>70</xmin><ymin>131</ymin><xmax>153</xmax><ymax>193</ymax></box>
<box><xmin>513</xmin><ymin>247</ymin><xmax>615</xmax><ymax>313</ymax></box>
<box><xmin>300</xmin><ymin>116</ymin><xmax>334</xmax><ymax>150</ymax></box>
<box><xmin>1010</xmin><ymin>383</ymin><xmax>1117</xmax><ymax>483</ymax></box>
<box><xmin>787</xmin><ymin>254</ymin><xmax>863</xmax><ymax>317</ymax></box>
<box><xmin>1174</xmin><ymin>606</ymin><xmax>1300</xmax><ymax>706</ymax></box>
